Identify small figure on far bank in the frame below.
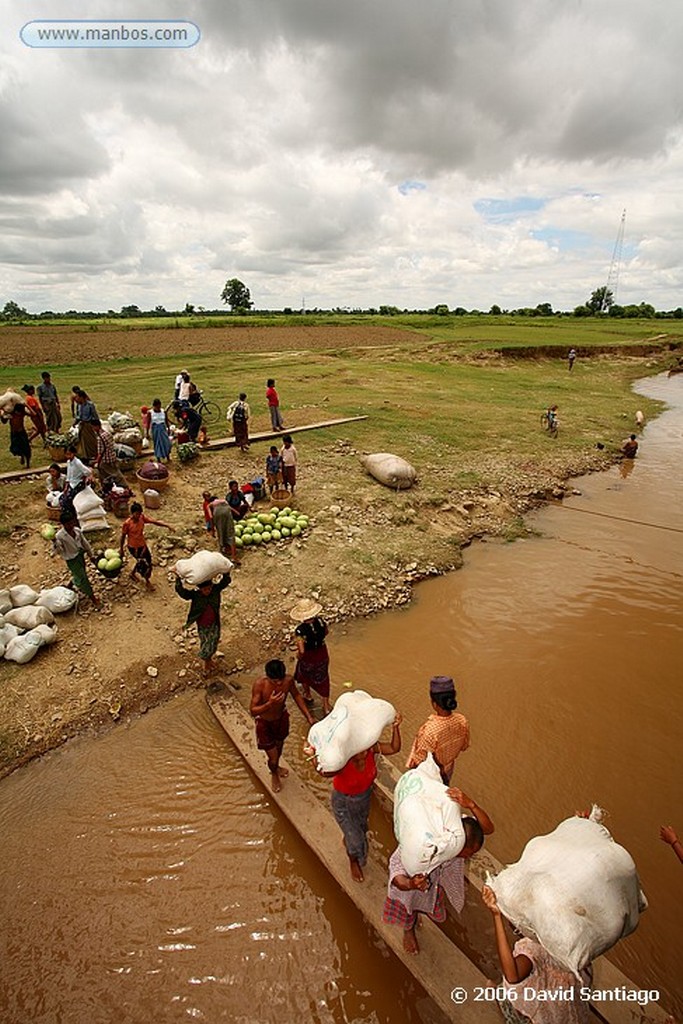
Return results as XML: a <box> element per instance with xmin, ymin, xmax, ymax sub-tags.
<box><xmin>481</xmin><ymin>885</ymin><xmax>592</xmax><ymax>1023</ymax></box>
<box><xmin>621</xmin><ymin>434</ymin><xmax>639</xmax><ymax>459</ymax></box>
<box><xmin>1</xmin><ymin>401</ymin><xmax>32</xmax><ymax>469</ymax></box>
<box><xmin>568</xmin><ymin>348</ymin><xmax>577</xmax><ymax>371</ymax></box>
<box><xmin>175</xmin><ymin>569</ymin><xmax>232</xmax><ymax>676</ymax></box>
<box><xmin>280</xmin><ymin>434</ymin><xmax>297</xmax><ymax>494</ymax></box>
<box><xmin>290</xmin><ymin>598</ymin><xmax>332</xmax><ymax>715</ymax></box>
<box><xmin>541</xmin><ymin>404</ymin><xmax>559</xmax><ymax>437</ymax></box>
<box><xmin>265</xmin><ymin>445</ymin><xmax>283</xmax><ymax>493</ymax></box>
<box><xmin>250</xmin><ymin>659</ymin><xmax>315</xmax><ymax>793</ymax></box>
<box><xmin>635</xmin><ymin>409</ymin><xmax>645</xmax><ymax>429</ymax></box>
<box><xmin>37</xmin><ymin>371</ymin><xmax>62</xmax><ymax>432</ymax></box>
<box><xmin>52</xmin><ymin>510</ymin><xmax>101</xmax><ymax>609</ymax></box>
<box><xmin>227</xmin><ymin>392</ymin><xmax>250</xmax><ymax>451</ymax></box>
<box><xmin>660</xmin><ymin>825</ymin><xmax>683</xmax><ymax>864</ymax></box>
<box><xmin>266</xmin><ymin>378</ymin><xmax>284</xmax><ymax>431</ymax></box>
<box><xmin>150</xmin><ymin>398</ymin><xmax>172</xmax><ymax>461</ymax></box>
<box><xmin>119</xmin><ymin>501</ymin><xmax>171</xmax><ymax>590</ymax></box>
<box><xmin>406</xmin><ymin>675</ymin><xmax>470</xmax><ymax>785</ymax></box>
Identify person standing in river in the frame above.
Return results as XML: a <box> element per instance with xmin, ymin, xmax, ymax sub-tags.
<box><xmin>250</xmin><ymin>659</ymin><xmax>315</xmax><ymax>793</ymax></box>
<box><xmin>406</xmin><ymin>675</ymin><xmax>470</xmax><ymax>784</ymax></box>
<box><xmin>290</xmin><ymin>598</ymin><xmax>332</xmax><ymax>715</ymax></box>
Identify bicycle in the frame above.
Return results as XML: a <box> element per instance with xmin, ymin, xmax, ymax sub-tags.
<box><xmin>540</xmin><ymin>407</ymin><xmax>559</xmax><ymax>437</ymax></box>
<box><xmin>166</xmin><ymin>392</ymin><xmax>222</xmax><ymax>427</ymax></box>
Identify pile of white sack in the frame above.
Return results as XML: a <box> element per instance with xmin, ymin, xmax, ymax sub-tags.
<box><xmin>0</xmin><ymin>584</ymin><xmax>77</xmax><ymax>664</ymax></box>
<box><xmin>487</xmin><ymin>807</ymin><xmax>648</xmax><ymax>975</ymax></box>
<box><xmin>174</xmin><ymin>551</ymin><xmax>233</xmax><ymax>587</ymax></box>
<box><xmin>393</xmin><ymin>754</ymin><xmax>465</xmax><ymax>875</ymax></box>
<box><xmin>105</xmin><ymin>411</ymin><xmax>142</xmax><ymax>449</ymax></box>
<box><xmin>73</xmin><ymin>486</ymin><xmax>110</xmax><ymax>532</ymax></box>
<box><xmin>306</xmin><ymin>690</ymin><xmax>395</xmax><ymax>772</ymax></box>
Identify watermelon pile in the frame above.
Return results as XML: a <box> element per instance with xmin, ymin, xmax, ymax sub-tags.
<box><xmin>235</xmin><ymin>506</ymin><xmax>310</xmax><ymax>549</ymax></box>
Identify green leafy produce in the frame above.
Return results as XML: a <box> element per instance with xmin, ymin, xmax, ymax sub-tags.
<box><xmin>177</xmin><ymin>442</ymin><xmax>200</xmax><ymax>463</ymax></box>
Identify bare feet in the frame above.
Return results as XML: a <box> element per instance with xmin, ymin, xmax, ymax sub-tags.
<box><xmin>277</xmin><ymin>766</ymin><xmax>289</xmax><ymax>778</ymax></box>
<box><xmin>270</xmin><ymin>772</ymin><xmax>282</xmax><ymax>793</ymax></box>
<box><xmin>349</xmin><ymin>858</ymin><xmax>364</xmax><ymax>883</ymax></box>
<box><xmin>403</xmin><ymin>927</ymin><xmax>419</xmax><ymax>955</ymax></box>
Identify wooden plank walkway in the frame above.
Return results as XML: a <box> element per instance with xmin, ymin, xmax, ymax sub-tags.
<box><xmin>208</xmin><ymin>685</ymin><xmax>669</xmax><ymax>1024</ymax></box>
<box><xmin>206</xmin><ymin>684</ymin><xmax>499</xmax><ymax>1024</ymax></box>
<box><xmin>0</xmin><ymin>414</ymin><xmax>368</xmax><ymax>484</ymax></box>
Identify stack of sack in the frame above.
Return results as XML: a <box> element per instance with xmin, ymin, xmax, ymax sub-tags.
<box><xmin>306</xmin><ymin>690</ymin><xmax>396</xmax><ymax>772</ymax></box>
<box><xmin>393</xmin><ymin>754</ymin><xmax>466</xmax><ymax>875</ymax></box>
<box><xmin>174</xmin><ymin>551</ymin><xmax>233</xmax><ymax>586</ymax></box>
<box><xmin>73</xmin><ymin>486</ymin><xmax>109</xmax><ymax>532</ymax></box>
<box><xmin>487</xmin><ymin>806</ymin><xmax>648</xmax><ymax>974</ymax></box>
<box><xmin>0</xmin><ymin>584</ymin><xmax>76</xmax><ymax>663</ymax></box>
<box><xmin>106</xmin><ymin>411</ymin><xmax>142</xmax><ymax>450</ymax></box>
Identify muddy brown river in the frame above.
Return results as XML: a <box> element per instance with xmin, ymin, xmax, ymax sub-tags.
<box><xmin>1</xmin><ymin>374</ymin><xmax>681</xmax><ymax>1023</ymax></box>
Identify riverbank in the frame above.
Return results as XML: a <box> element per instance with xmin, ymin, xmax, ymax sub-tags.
<box><xmin>0</xmin><ymin>330</ymin><xmax>673</xmax><ymax>778</ymax></box>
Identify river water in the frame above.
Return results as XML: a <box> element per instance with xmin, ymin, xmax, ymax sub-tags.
<box><xmin>1</xmin><ymin>374</ymin><xmax>681</xmax><ymax>1023</ymax></box>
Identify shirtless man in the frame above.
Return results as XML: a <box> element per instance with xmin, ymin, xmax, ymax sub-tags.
<box><xmin>250</xmin><ymin>659</ymin><xmax>315</xmax><ymax>792</ymax></box>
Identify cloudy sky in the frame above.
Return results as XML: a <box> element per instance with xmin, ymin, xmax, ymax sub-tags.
<box><xmin>2</xmin><ymin>0</ymin><xmax>683</xmax><ymax>313</ymax></box>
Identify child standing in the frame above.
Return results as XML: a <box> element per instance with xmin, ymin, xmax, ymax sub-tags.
<box><xmin>266</xmin><ymin>378</ymin><xmax>284</xmax><ymax>431</ymax></box>
<box><xmin>280</xmin><ymin>435</ymin><xmax>298</xmax><ymax>495</ymax></box>
<box><xmin>265</xmin><ymin>445</ymin><xmax>283</xmax><ymax>493</ymax></box>
<box><xmin>140</xmin><ymin>405</ymin><xmax>152</xmax><ymax>441</ymax></box>
<box><xmin>119</xmin><ymin>501</ymin><xmax>172</xmax><ymax>590</ymax></box>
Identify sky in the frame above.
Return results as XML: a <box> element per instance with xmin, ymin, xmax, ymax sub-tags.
<box><xmin>2</xmin><ymin>0</ymin><xmax>683</xmax><ymax>314</ymax></box>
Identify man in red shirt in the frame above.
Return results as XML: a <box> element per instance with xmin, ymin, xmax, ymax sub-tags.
<box><xmin>265</xmin><ymin>377</ymin><xmax>284</xmax><ymax>431</ymax></box>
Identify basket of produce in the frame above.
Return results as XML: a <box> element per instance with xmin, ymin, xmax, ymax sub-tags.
<box><xmin>177</xmin><ymin>441</ymin><xmax>200</xmax><ymax>463</ymax></box>
<box><xmin>136</xmin><ymin>461</ymin><xmax>170</xmax><ymax>491</ymax></box>
<box><xmin>46</xmin><ymin>430</ymin><xmax>77</xmax><ymax>461</ymax></box>
<box><xmin>271</xmin><ymin>488</ymin><xmax>291</xmax><ymax>509</ymax></box>
<box><xmin>95</xmin><ymin>548</ymin><xmax>123</xmax><ymax>579</ymax></box>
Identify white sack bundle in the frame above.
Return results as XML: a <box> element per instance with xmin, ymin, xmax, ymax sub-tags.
<box><xmin>394</xmin><ymin>754</ymin><xmax>466</xmax><ymax>876</ymax></box>
<box><xmin>80</xmin><ymin>515</ymin><xmax>110</xmax><ymax>532</ymax></box>
<box><xmin>4</xmin><ymin>629</ymin><xmax>44</xmax><ymax>664</ymax></box>
<box><xmin>9</xmin><ymin>584</ymin><xmax>39</xmax><ymax>607</ymax></box>
<box><xmin>360</xmin><ymin>453</ymin><xmax>417</xmax><ymax>490</ymax></box>
<box><xmin>0</xmin><ymin>589</ymin><xmax>12</xmax><ymax>614</ymax></box>
<box><xmin>73</xmin><ymin>486</ymin><xmax>104</xmax><ymax>516</ymax></box>
<box><xmin>46</xmin><ymin>491</ymin><xmax>62</xmax><ymax>508</ymax></box>
<box><xmin>0</xmin><ymin>623</ymin><xmax>22</xmax><ymax>647</ymax></box>
<box><xmin>36</xmin><ymin>586</ymin><xmax>78</xmax><ymax>614</ymax></box>
<box><xmin>113</xmin><ymin>427</ymin><xmax>142</xmax><ymax>447</ymax></box>
<box><xmin>4</xmin><ymin>605</ymin><xmax>55</xmax><ymax>630</ymax></box>
<box><xmin>0</xmin><ymin>389</ymin><xmax>23</xmax><ymax>413</ymax></box>
<box><xmin>108</xmin><ymin>411</ymin><xmax>136</xmax><ymax>431</ymax></box>
<box><xmin>307</xmin><ymin>689</ymin><xmax>395</xmax><ymax>773</ymax></box>
<box><xmin>174</xmin><ymin>551</ymin><xmax>233</xmax><ymax>587</ymax></box>
<box><xmin>487</xmin><ymin>808</ymin><xmax>648</xmax><ymax>975</ymax></box>
<box><xmin>32</xmin><ymin>623</ymin><xmax>58</xmax><ymax>646</ymax></box>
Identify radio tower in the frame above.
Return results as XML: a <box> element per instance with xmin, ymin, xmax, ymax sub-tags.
<box><xmin>602</xmin><ymin>209</ymin><xmax>626</xmax><ymax>311</ymax></box>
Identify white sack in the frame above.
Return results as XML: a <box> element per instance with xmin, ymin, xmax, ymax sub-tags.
<box><xmin>36</xmin><ymin>587</ymin><xmax>78</xmax><ymax>614</ymax></box>
<box><xmin>113</xmin><ymin>427</ymin><xmax>142</xmax><ymax>446</ymax></box>
<box><xmin>9</xmin><ymin>584</ymin><xmax>39</xmax><ymax>607</ymax></box>
<box><xmin>360</xmin><ymin>453</ymin><xmax>417</xmax><ymax>490</ymax></box>
<box><xmin>0</xmin><ymin>589</ymin><xmax>12</xmax><ymax>614</ymax></box>
<box><xmin>32</xmin><ymin>623</ymin><xmax>58</xmax><ymax>646</ymax></box>
<box><xmin>108</xmin><ymin>411</ymin><xmax>136</xmax><ymax>431</ymax></box>
<box><xmin>73</xmin><ymin>486</ymin><xmax>104</xmax><ymax>516</ymax></box>
<box><xmin>4</xmin><ymin>605</ymin><xmax>55</xmax><ymax>629</ymax></box>
<box><xmin>0</xmin><ymin>389</ymin><xmax>23</xmax><ymax>413</ymax></box>
<box><xmin>394</xmin><ymin>755</ymin><xmax>466</xmax><ymax>876</ymax></box>
<box><xmin>4</xmin><ymin>630</ymin><xmax>44</xmax><ymax>664</ymax></box>
<box><xmin>0</xmin><ymin>623</ymin><xmax>22</xmax><ymax>646</ymax></box>
<box><xmin>46</xmin><ymin>491</ymin><xmax>62</xmax><ymax>508</ymax></box>
<box><xmin>80</xmin><ymin>515</ymin><xmax>110</xmax><ymax>532</ymax></box>
<box><xmin>174</xmin><ymin>551</ymin><xmax>233</xmax><ymax>587</ymax></box>
<box><xmin>487</xmin><ymin>809</ymin><xmax>648</xmax><ymax>975</ymax></box>
<box><xmin>307</xmin><ymin>690</ymin><xmax>395</xmax><ymax>773</ymax></box>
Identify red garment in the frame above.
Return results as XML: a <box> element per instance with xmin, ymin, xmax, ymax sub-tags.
<box><xmin>266</xmin><ymin>386</ymin><xmax>279</xmax><ymax>407</ymax></box>
<box><xmin>333</xmin><ymin>750</ymin><xmax>377</xmax><ymax>796</ymax></box>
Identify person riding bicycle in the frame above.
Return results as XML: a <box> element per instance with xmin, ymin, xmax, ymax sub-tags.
<box><xmin>544</xmin><ymin>405</ymin><xmax>559</xmax><ymax>432</ymax></box>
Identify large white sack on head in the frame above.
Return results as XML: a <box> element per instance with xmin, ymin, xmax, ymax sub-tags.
<box><xmin>174</xmin><ymin>551</ymin><xmax>233</xmax><ymax>586</ymax></box>
<box><xmin>360</xmin><ymin>453</ymin><xmax>417</xmax><ymax>490</ymax></box>
<box><xmin>9</xmin><ymin>584</ymin><xmax>39</xmax><ymax>607</ymax></box>
<box><xmin>4</xmin><ymin>605</ymin><xmax>55</xmax><ymax>629</ymax></box>
<box><xmin>307</xmin><ymin>690</ymin><xmax>396</xmax><ymax>773</ymax></box>
<box><xmin>4</xmin><ymin>630</ymin><xmax>43</xmax><ymax>664</ymax></box>
<box><xmin>394</xmin><ymin>755</ymin><xmax>466</xmax><ymax>876</ymax></box>
<box><xmin>0</xmin><ymin>589</ymin><xmax>11</xmax><ymax>614</ymax></box>
<box><xmin>488</xmin><ymin>810</ymin><xmax>648</xmax><ymax>975</ymax></box>
<box><xmin>32</xmin><ymin>623</ymin><xmax>58</xmax><ymax>646</ymax></box>
<box><xmin>73</xmin><ymin>486</ymin><xmax>104</xmax><ymax>516</ymax></box>
<box><xmin>0</xmin><ymin>623</ymin><xmax>22</xmax><ymax>646</ymax></box>
<box><xmin>36</xmin><ymin>587</ymin><xmax>78</xmax><ymax>614</ymax></box>
<box><xmin>0</xmin><ymin>389</ymin><xmax>23</xmax><ymax>413</ymax></box>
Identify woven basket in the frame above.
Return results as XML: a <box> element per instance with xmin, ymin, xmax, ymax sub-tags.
<box><xmin>136</xmin><ymin>470</ymin><xmax>169</xmax><ymax>491</ymax></box>
<box><xmin>48</xmin><ymin>446</ymin><xmax>67</xmax><ymax>461</ymax></box>
<box><xmin>46</xmin><ymin>505</ymin><xmax>62</xmax><ymax>522</ymax></box>
<box><xmin>271</xmin><ymin>488</ymin><xmax>291</xmax><ymax>509</ymax></box>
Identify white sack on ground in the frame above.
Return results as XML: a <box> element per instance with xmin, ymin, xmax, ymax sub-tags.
<box><xmin>0</xmin><ymin>589</ymin><xmax>12</xmax><ymax>614</ymax></box>
<box><xmin>394</xmin><ymin>754</ymin><xmax>466</xmax><ymax>876</ymax></box>
<box><xmin>360</xmin><ymin>453</ymin><xmax>417</xmax><ymax>489</ymax></box>
<box><xmin>307</xmin><ymin>690</ymin><xmax>395</xmax><ymax>773</ymax></box>
<box><xmin>36</xmin><ymin>587</ymin><xmax>78</xmax><ymax>614</ymax></box>
<box><xmin>32</xmin><ymin>623</ymin><xmax>58</xmax><ymax>646</ymax></box>
<box><xmin>4</xmin><ymin>630</ymin><xmax>44</xmax><ymax>664</ymax></box>
<box><xmin>73</xmin><ymin>486</ymin><xmax>104</xmax><ymax>516</ymax></box>
<box><xmin>487</xmin><ymin>808</ymin><xmax>648</xmax><ymax>975</ymax></box>
<box><xmin>174</xmin><ymin>551</ymin><xmax>233</xmax><ymax>587</ymax></box>
<box><xmin>9</xmin><ymin>584</ymin><xmax>39</xmax><ymax>607</ymax></box>
<box><xmin>4</xmin><ymin>605</ymin><xmax>55</xmax><ymax>630</ymax></box>
<box><xmin>0</xmin><ymin>623</ymin><xmax>22</xmax><ymax>647</ymax></box>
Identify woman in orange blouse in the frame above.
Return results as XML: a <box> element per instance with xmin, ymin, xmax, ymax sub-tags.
<box><xmin>406</xmin><ymin>675</ymin><xmax>470</xmax><ymax>784</ymax></box>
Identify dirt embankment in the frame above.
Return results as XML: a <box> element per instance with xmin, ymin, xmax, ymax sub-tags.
<box><xmin>0</xmin><ymin>432</ymin><xmax>611</xmax><ymax>780</ymax></box>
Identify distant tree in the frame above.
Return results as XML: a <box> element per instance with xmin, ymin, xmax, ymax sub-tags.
<box><xmin>379</xmin><ymin>305</ymin><xmax>400</xmax><ymax>316</ymax></box>
<box><xmin>220</xmin><ymin>278</ymin><xmax>253</xmax><ymax>311</ymax></box>
<box><xmin>184</xmin><ymin>302</ymin><xmax>195</xmax><ymax>315</ymax></box>
<box><xmin>673</xmin><ymin>307</ymin><xmax>683</xmax><ymax>320</ymax></box>
<box><xmin>573</xmin><ymin>304</ymin><xmax>591</xmax><ymax>317</ymax></box>
<box><xmin>433</xmin><ymin>303</ymin><xmax>450</xmax><ymax>315</ymax></box>
<box><xmin>608</xmin><ymin>304</ymin><xmax>625</xmax><ymax>318</ymax></box>
<box><xmin>120</xmin><ymin>304</ymin><xmax>141</xmax><ymax>317</ymax></box>
<box><xmin>587</xmin><ymin>286</ymin><xmax>614</xmax><ymax>314</ymax></box>
<box><xmin>489</xmin><ymin>304</ymin><xmax>502</xmax><ymax>315</ymax></box>
<box><xmin>638</xmin><ymin>302</ymin><xmax>655</xmax><ymax>318</ymax></box>
<box><xmin>535</xmin><ymin>302</ymin><xmax>554</xmax><ymax>316</ymax></box>
<box><xmin>154</xmin><ymin>305</ymin><xmax>167</xmax><ymax>315</ymax></box>
<box><xmin>2</xmin><ymin>300</ymin><xmax>28</xmax><ymax>320</ymax></box>
<box><xmin>453</xmin><ymin>307</ymin><xmax>468</xmax><ymax>316</ymax></box>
